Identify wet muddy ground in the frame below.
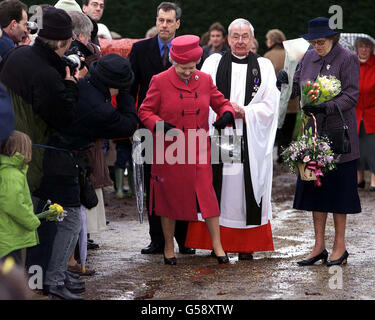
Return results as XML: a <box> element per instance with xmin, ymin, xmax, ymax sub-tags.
<box><xmin>79</xmin><ymin>159</ymin><xmax>375</xmax><ymax>301</ymax></box>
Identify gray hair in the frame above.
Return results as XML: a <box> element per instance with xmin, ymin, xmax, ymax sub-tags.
<box><xmin>228</xmin><ymin>18</ymin><xmax>254</xmax><ymax>37</ymax></box>
<box><xmin>69</xmin><ymin>11</ymin><xmax>93</xmax><ymax>37</ymax></box>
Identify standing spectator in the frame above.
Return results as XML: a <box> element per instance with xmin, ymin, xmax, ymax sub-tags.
<box><xmin>264</xmin><ymin>29</ymin><xmax>299</xmax><ymax>163</ymax></box>
<box><xmin>54</xmin><ymin>0</ymin><xmax>82</xmax><ymax>13</ymax></box>
<box><xmin>82</xmin><ymin>0</ymin><xmax>106</xmax><ymax>46</ymax></box>
<box><xmin>197</xmin><ymin>22</ymin><xmax>229</xmax><ymax>69</ymax></box>
<box><xmin>279</xmin><ymin>17</ymin><xmax>361</xmax><ymax>266</ymax></box>
<box><xmin>186</xmin><ymin>18</ymin><xmax>279</xmax><ymax>260</ymax></box>
<box><xmin>0</xmin><ymin>6</ymin><xmax>80</xmax><ymax>299</ymax></box>
<box><xmin>0</xmin><ymin>0</ymin><xmax>28</xmax><ymax>60</ymax></box>
<box><xmin>354</xmin><ymin>37</ymin><xmax>375</xmax><ymax>190</ymax></box>
<box><xmin>0</xmin><ymin>81</ymin><xmax>14</xmax><ymax>147</ymax></box>
<box><xmin>0</xmin><ymin>131</ymin><xmax>40</xmax><ymax>267</ymax></box>
<box><xmin>130</xmin><ymin>2</ymin><xmax>195</xmax><ymax>256</ymax></box>
<box><xmin>37</xmin><ymin>53</ymin><xmax>137</xmax><ymax>299</ymax></box>
<box><xmin>250</xmin><ymin>38</ymin><xmax>258</xmax><ymax>54</ymax></box>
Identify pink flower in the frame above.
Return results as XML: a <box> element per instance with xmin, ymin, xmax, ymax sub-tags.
<box><xmin>303</xmin><ymin>155</ymin><xmax>310</xmax><ymax>163</ymax></box>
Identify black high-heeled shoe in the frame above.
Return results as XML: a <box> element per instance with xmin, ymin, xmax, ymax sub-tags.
<box><xmin>217</xmin><ymin>254</ymin><xmax>229</xmax><ymax>264</ymax></box>
<box><xmin>297</xmin><ymin>249</ymin><xmax>328</xmax><ymax>266</ymax></box>
<box><xmin>326</xmin><ymin>250</ymin><xmax>349</xmax><ymax>266</ymax></box>
<box><xmin>163</xmin><ymin>255</ymin><xmax>177</xmax><ymax>265</ymax></box>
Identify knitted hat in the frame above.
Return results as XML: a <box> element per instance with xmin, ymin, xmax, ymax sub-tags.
<box><xmin>170</xmin><ymin>35</ymin><xmax>203</xmax><ymax>64</ymax></box>
<box><xmin>89</xmin><ymin>53</ymin><xmax>134</xmax><ymax>89</ymax></box>
<box><xmin>54</xmin><ymin>0</ymin><xmax>82</xmax><ymax>13</ymax></box>
<box><xmin>38</xmin><ymin>7</ymin><xmax>73</xmax><ymax>40</ymax></box>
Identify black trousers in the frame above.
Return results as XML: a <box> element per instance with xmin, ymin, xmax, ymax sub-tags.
<box><xmin>25</xmin><ymin>198</ymin><xmax>57</xmax><ymax>279</ymax></box>
<box><xmin>144</xmin><ymin>163</ymin><xmax>188</xmax><ymax>247</ymax></box>
<box><xmin>1</xmin><ymin>249</ymin><xmax>23</xmax><ymax>266</ymax></box>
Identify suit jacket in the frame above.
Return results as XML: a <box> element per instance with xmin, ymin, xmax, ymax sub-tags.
<box><xmin>129</xmin><ymin>35</ymin><xmax>172</xmax><ymax>108</ymax></box>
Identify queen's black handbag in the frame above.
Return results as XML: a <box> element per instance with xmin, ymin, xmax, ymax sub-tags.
<box><xmin>320</xmin><ymin>103</ymin><xmax>351</xmax><ymax>154</ymax></box>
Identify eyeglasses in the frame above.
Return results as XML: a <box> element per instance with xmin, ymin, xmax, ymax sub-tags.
<box><xmin>309</xmin><ymin>39</ymin><xmax>326</xmax><ymax>46</ymax></box>
<box><xmin>90</xmin><ymin>2</ymin><xmax>105</xmax><ymax>9</ymax></box>
<box><xmin>231</xmin><ymin>33</ymin><xmax>251</xmax><ymax>42</ymax></box>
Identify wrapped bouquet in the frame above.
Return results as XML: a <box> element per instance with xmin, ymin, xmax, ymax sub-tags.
<box><xmin>301</xmin><ymin>75</ymin><xmax>341</xmax><ymax>107</ymax></box>
<box><xmin>36</xmin><ymin>201</ymin><xmax>67</xmax><ymax>222</ymax></box>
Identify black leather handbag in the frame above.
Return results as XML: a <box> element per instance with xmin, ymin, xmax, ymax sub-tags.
<box><xmin>79</xmin><ymin>166</ymin><xmax>98</xmax><ymax>209</ymax></box>
<box><xmin>320</xmin><ymin>104</ymin><xmax>351</xmax><ymax>154</ymax></box>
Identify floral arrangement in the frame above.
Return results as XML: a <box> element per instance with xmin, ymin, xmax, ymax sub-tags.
<box><xmin>36</xmin><ymin>200</ymin><xmax>67</xmax><ymax>222</ymax></box>
<box><xmin>301</xmin><ymin>75</ymin><xmax>341</xmax><ymax>107</ymax></box>
<box><xmin>281</xmin><ymin>123</ymin><xmax>336</xmax><ymax>186</ymax></box>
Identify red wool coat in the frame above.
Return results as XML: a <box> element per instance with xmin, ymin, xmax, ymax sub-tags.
<box><xmin>355</xmin><ymin>54</ymin><xmax>375</xmax><ymax>134</ymax></box>
<box><xmin>138</xmin><ymin>66</ymin><xmax>234</xmax><ymax>221</ymax></box>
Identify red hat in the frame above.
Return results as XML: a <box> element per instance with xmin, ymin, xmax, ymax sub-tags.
<box><xmin>170</xmin><ymin>35</ymin><xmax>203</xmax><ymax>64</ymax></box>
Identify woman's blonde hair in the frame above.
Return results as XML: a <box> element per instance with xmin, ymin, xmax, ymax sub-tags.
<box><xmin>1</xmin><ymin>131</ymin><xmax>32</xmax><ymax>164</ymax></box>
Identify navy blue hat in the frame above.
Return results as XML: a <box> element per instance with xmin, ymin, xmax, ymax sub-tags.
<box><xmin>89</xmin><ymin>53</ymin><xmax>134</xmax><ymax>89</ymax></box>
<box><xmin>300</xmin><ymin>17</ymin><xmax>339</xmax><ymax>40</ymax></box>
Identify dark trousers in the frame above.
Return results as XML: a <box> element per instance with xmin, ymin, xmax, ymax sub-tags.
<box><xmin>1</xmin><ymin>249</ymin><xmax>23</xmax><ymax>266</ymax></box>
<box><xmin>25</xmin><ymin>198</ymin><xmax>57</xmax><ymax>279</ymax></box>
<box><xmin>277</xmin><ymin>113</ymin><xmax>297</xmax><ymax>160</ymax></box>
<box><xmin>144</xmin><ymin>163</ymin><xmax>189</xmax><ymax>247</ymax></box>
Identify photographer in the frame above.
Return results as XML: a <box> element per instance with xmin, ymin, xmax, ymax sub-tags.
<box><xmin>0</xmin><ymin>6</ymin><xmax>80</xmax><ymax>299</ymax></box>
<box><xmin>34</xmin><ymin>53</ymin><xmax>138</xmax><ymax>300</ymax></box>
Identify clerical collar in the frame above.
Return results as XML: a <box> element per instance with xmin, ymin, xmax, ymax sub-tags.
<box><xmin>231</xmin><ymin>53</ymin><xmax>249</xmax><ymax>64</ymax></box>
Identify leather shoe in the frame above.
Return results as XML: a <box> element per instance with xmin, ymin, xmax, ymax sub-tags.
<box><xmin>65</xmin><ymin>275</ymin><xmax>85</xmax><ymax>286</ymax></box>
<box><xmin>297</xmin><ymin>249</ymin><xmax>328</xmax><ymax>266</ymax></box>
<box><xmin>46</xmin><ymin>285</ymin><xmax>84</xmax><ymax>300</ymax></box>
<box><xmin>179</xmin><ymin>246</ymin><xmax>196</xmax><ymax>254</ymax></box>
<box><xmin>65</xmin><ymin>280</ymin><xmax>85</xmax><ymax>294</ymax></box>
<box><xmin>217</xmin><ymin>254</ymin><xmax>229</xmax><ymax>264</ymax></box>
<box><xmin>141</xmin><ymin>242</ymin><xmax>163</xmax><ymax>254</ymax></box>
<box><xmin>326</xmin><ymin>250</ymin><xmax>349</xmax><ymax>266</ymax></box>
<box><xmin>66</xmin><ymin>270</ymin><xmax>81</xmax><ymax>279</ymax></box>
<box><xmin>87</xmin><ymin>242</ymin><xmax>99</xmax><ymax>250</ymax></box>
<box><xmin>163</xmin><ymin>255</ymin><xmax>177</xmax><ymax>265</ymax></box>
<box><xmin>238</xmin><ymin>252</ymin><xmax>254</xmax><ymax>260</ymax></box>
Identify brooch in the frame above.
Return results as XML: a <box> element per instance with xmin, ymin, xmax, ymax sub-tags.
<box><xmin>195</xmin><ymin>75</ymin><xmax>199</xmax><ymax>80</ymax></box>
<box><xmin>327</xmin><ymin>64</ymin><xmax>331</xmax><ymax>70</ymax></box>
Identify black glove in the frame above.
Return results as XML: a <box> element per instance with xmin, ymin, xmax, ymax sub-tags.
<box><xmin>302</xmin><ymin>103</ymin><xmax>327</xmax><ymax>115</ymax></box>
<box><xmin>155</xmin><ymin>121</ymin><xmax>176</xmax><ymax>134</ymax></box>
<box><xmin>276</xmin><ymin>70</ymin><xmax>289</xmax><ymax>88</ymax></box>
<box><xmin>213</xmin><ymin>112</ymin><xmax>234</xmax><ymax>130</ymax></box>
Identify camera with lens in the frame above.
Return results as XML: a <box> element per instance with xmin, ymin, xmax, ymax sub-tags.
<box><xmin>61</xmin><ymin>46</ymin><xmax>86</xmax><ymax>75</ymax></box>
<box><xmin>26</xmin><ymin>21</ymin><xmax>38</xmax><ymax>35</ymax></box>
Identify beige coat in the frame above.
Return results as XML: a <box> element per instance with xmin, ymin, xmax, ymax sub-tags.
<box><xmin>264</xmin><ymin>45</ymin><xmax>299</xmax><ymax>114</ymax></box>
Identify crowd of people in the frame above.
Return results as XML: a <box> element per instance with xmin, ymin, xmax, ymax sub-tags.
<box><xmin>0</xmin><ymin>0</ymin><xmax>371</xmax><ymax>300</ymax></box>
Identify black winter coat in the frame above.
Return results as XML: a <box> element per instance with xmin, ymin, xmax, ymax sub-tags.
<box><xmin>0</xmin><ymin>37</ymin><xmax>78</xmax><ymax>192</ymax></box>
<box><xmin>36</xmin><ymin>72</ymin><xmax>138</xmax><ymax>207</ymax></box>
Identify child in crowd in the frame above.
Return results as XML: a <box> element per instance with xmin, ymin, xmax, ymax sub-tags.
<box><xmin>0</xmin><ymin>131</ymin><xmax>40</xmax><ymax>266</ymax></box>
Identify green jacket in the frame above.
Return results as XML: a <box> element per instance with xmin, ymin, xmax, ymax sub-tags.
<box><xmin>0</xmin><ymin>153</ymin><xmax>40</xmax><ymax>257</ymax></box>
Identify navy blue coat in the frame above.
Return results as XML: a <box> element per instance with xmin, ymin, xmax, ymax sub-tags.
<box><xmin>0</xmin><ymin>82</ymin><xmax>14</xmax><ymax>142</ymax></box>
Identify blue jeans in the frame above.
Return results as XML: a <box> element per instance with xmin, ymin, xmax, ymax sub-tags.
<box><xmin>44</xmin><ymin>206</ymin><xmax>81</xmax><ymax>286</ymax></box>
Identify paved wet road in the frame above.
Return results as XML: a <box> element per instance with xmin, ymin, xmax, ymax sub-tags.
<box><xmin>80</xmin><ymin>163</ymin><xmax>375</xmax><ymax>300</ymax></box>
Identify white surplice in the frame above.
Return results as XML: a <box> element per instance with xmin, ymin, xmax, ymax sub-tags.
<box><xmin>200</xmin><ymin>53</ymin><xmax>280</xmax><ymax>229</ymax></box>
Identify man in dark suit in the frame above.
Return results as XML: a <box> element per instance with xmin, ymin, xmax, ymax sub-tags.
<box><xmin>129</xmin><ymin>2</ymin><xmax>195</xmax><ymax>255</ymax></box>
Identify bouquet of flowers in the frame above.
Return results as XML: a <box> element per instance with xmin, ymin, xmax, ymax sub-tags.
<box><xmin>301</xmin><ymin>75</ymin><xmax>341</xmax><ymax>107</ymax></box>
<box><xmin>281</xmin><ymin>122</ymin><xmax>336</xmax><ymax>186</ymax></box>
<box><xmin>36</xmin><ymin>200</ymin><xmax>67</xmax><ymax>222</ymax></box>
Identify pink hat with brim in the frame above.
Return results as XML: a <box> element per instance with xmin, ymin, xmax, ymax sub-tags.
<box><xmin>170</xmin><ymin>35</ymin><xmax>203</xmax><ymax>64</ymax></box>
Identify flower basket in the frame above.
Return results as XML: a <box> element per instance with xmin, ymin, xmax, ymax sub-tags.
<box><xmin>298</xmin><ymin>163</ymin><xmax>316</xmax><ymax>181</ymax></box>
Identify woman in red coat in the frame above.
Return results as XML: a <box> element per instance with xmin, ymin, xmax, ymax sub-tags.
<box><xmin>355</xmin><ymin>37</ymin><xmax>375</xmax><ymax>190</ymax></box>
<box><xmin>138</xmin><ymin>35</ymin><xmax>235</xmax><ymax>265</ymax></box>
